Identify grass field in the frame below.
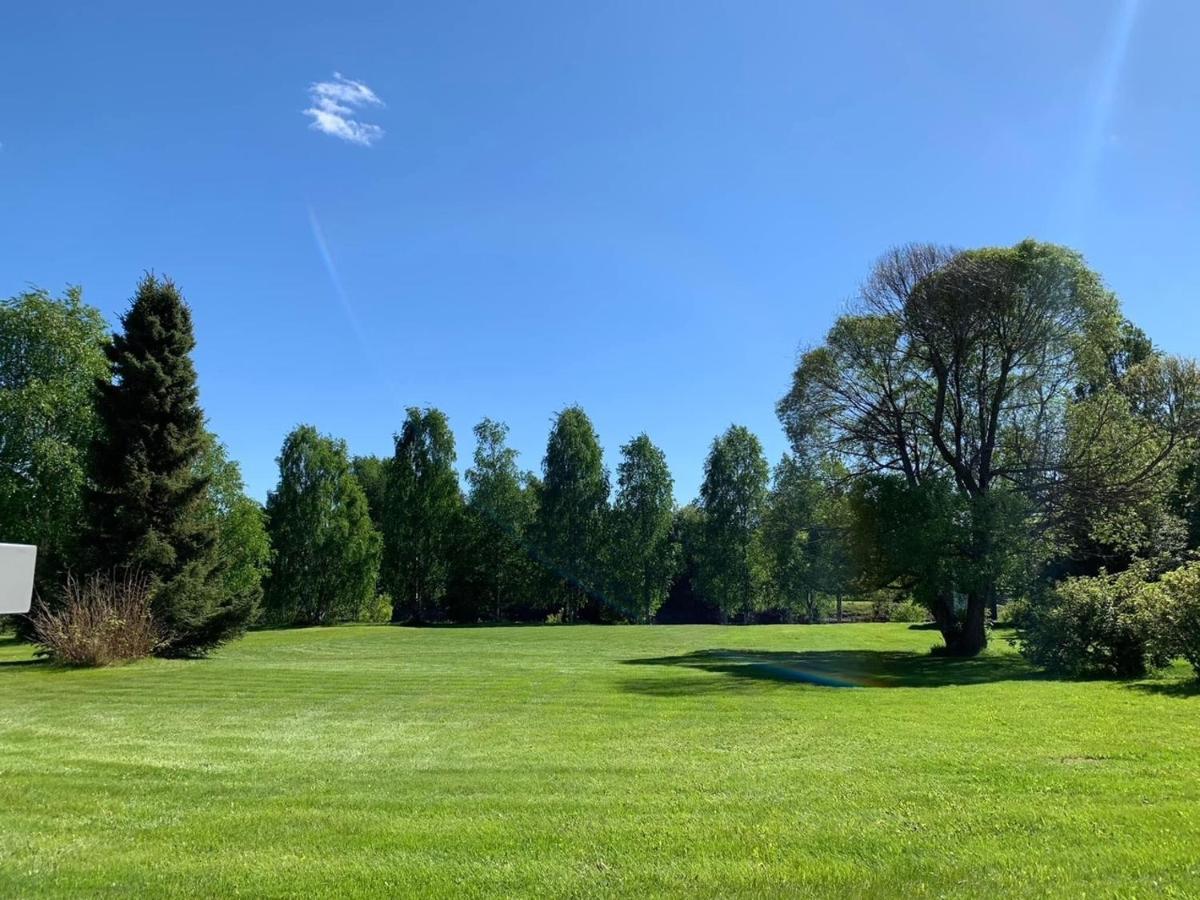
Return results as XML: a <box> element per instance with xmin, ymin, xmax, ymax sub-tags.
<box><xmin>2</xmin><ymin>623</ymin><xmax>1198</xmax><ymax>898</ymax></box>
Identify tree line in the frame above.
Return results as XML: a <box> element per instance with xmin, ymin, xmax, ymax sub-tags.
<box><xmin>3</xmin><ymin>239</ymin><xmax>1198</xmax><ymax>674</ymax></box>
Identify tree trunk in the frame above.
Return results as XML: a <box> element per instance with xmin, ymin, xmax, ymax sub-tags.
<box><xmin>931</xmin><ymin>592</ymin><xmax>988</xmax><ymax>656</ymax></box>
<box><xmin>836</xmin><ymin>594</ymin><xmax>843</xmax><ymax>623</ymax></box>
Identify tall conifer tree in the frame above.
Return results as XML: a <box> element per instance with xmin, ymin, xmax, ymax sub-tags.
<box><xmin>86</xmin><ymin>275</ymin><xmax>249</xmax><ymax>654</ymax></box>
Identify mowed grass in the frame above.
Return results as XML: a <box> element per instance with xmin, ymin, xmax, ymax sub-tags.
<box><xmin>2</xmin><ymin>624</ymin><xmax>1198</xmax><ymax>898</ymax></box>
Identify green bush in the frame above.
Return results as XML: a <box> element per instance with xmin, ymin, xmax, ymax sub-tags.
<box><xmin>1014</xmin><ymin>565</ymin><xmax>1174</xmax><ymax>677</ymax></box>
<box><xmin>360</xmin><ymin>593</ymin><xmax>394</xmax><ymax>624</ymax></box>
<box><xmin>1160</xmin><ymin>562</ymin><xmax>1200</xmax><ymax>676</ymax></box>
<box><xmin>889</xmin><ymin>598</ymin><xmax>928</xmax><ymax>623</ymax></box>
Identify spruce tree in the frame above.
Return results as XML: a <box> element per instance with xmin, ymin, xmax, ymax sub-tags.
<box><xmin>86</xmin><ymin>275</ymin><xmax>248</xmax><ymax>655</ymax></box>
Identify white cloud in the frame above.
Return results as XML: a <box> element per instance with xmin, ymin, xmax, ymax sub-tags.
<box><xmin>303</xmin><ymin>73</ymin><xmax>384</xmax><ymax>146</ymax></box>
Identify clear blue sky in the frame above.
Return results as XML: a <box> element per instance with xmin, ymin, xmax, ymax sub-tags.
<box><xmin>3</xmin><ymin>1</ymin><xmax>1197</xmax><ymax>502</ymax></box>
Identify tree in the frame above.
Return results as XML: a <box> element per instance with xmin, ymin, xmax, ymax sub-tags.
<box><xmin>351</xmin><ymin>454</ymin><xmax>389</xmax><ymax>532</ymax></box>
<box><xmin>382</xmin><ymin>407</ymin><xmax>462</xmax><ymax>622</ymax></box>
<box><xmin>762</xmin><ymin>454</ymin><xmax>853</xmax><ymax>623</ymax></box>
<box><xmin>656</xmin><ymin>504</ymin><xmax>722</xmax><ymax>624</ymax></box>
<box><xmin>697</xmin><ymin>425</ymin><xmax>769</xmax><ymax>623</ymax></box>
<box><xmin>535</xmin><ymin>406</ymin><xmax>609</xmax><ymax>621</ymax></box>
<box><xmin>460</xmin><ymin>419</ymin><xmax>537</xmax><ymax>621</ymax></box>
<box><xmin>264</xmin><ymin>425</ymin><xmax>380</xmax><ymax>625</ymax></box>
<box><xmin>85</xmin><ymin>275</ymin><xmax>247</xmax><ymax>655</ymax></box>
<box><xmin>195</xmin><ymin>434</ymin><xmax>271</xmax><ymax>624</ymax></box>
<box><xmin>1054</xmin><ymin>363</ymin><xmax>1196</xmax><ymax>577</ymax></box>
<box><xmin>608</xmin><ymin>433</ymin><xmax>678</xmax><ymax>623</ymax></box>
<box><xmin>777</xmin><ymin>241</ymin><xmax>1193</xmax><ymax>655</ymax></box>
<box><xmin>0</xmin><ymin>288</ymin><xmax>109</xmax><ymax>595</ymax></box>
<box><xmin>1173</xmin><ymin>447</ymin><xmax>1200</xmax><ymax>552</ymax></box>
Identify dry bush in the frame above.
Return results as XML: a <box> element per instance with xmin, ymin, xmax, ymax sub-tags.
<box><xmin>32</xmin><ymin>571</ymin><xmax>160</xmax><ymax>666</ymax></box>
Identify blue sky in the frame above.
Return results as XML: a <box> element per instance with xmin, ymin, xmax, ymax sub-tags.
<box><xmin>2</xmin><ymin>1</ymin><xmax>1197</xmax><ymax>502</ymax></box>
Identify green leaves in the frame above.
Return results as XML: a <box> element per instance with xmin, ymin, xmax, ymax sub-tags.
<box><xmin>265</xmin><ymin>425</ymin><xmax>381</xmax><ymax>625</ymax></box>
<box><xmin>382</xmin><ymin>407</ymin><xmax>462</xmax><ymax>622</ymax></box>
<box><xmin>535</xmin><ymin>406</ymin><xmax>610</xmax><ymax>621</ymax></box>
<box><xmin>0</xmin><ymin>287</ymin><xmax>108</xmax><ymax>590</ymax></box>
<box><xmin>608</xmin><ymin>433</ymin><xmax>677</xmax><ymax>623</ymax></box>
<box><xmin>697</xmin><ymin>425</ymin><xmax>769</xmax><ymax>623</ymax></box>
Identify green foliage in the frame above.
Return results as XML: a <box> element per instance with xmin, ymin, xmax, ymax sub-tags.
<box><xmin>459</xmin><ymin>418</ymin><xmax>537</xmax><ymax>621</ymax></box>
<box><xmin>1013</xmin><ymin>563</ymin><xmax>1176</xmax><ymax>677</ymax></box>
<box><xmin>351</xmin><ymin>454</ymin><xmax>389</xmax><ymax>531</ymax></box>
<box><xmin>0</xmin><ymin>287</ymin><xmax>109</xmax><ymax>592</ymax></box>
<box><xmin>780</xmin><ymin>241</ymin><xmax>1150</xmax><ymax>654</ymax></box>
<box><xmin>1058</xmin><ymin>357</ymin><xmax>1198</xmax><ymax>573</ymax></box>
<box><xmin>360</xmin><ymin>592</ymin><xmax>394</xmax><ymax>625</ymax></box>
<box><xmin>1171</xmin><ymin>447</ymin><xmax>1200</xmax><ymax>552</ymax></box>
<box><xmin>888</xmin><ymin>598</ymin><xmax>928</xmax><ymax>623</ymax></box>
<box><xmin>382</xmin><ymin>407</ymin><xmax>462</xmax><ymax>622</ymax></box>
<box><xmin>535</xmin><ymin>406</ymin><xmax>610</xmax><ymax>621</ymax></box>
<box><xmin>264</xmin><ymin>425</ymin><xmax>381</xmax><ymax>625</ymax></box>
<box><xmin>608</xmin><ymin>434</ymin><xmax>678</xmax><ymax>623</ymax></box>
<box><xmin>85</xmin><ymin>276</ymin><xmax>246</xmax><ymax>655</ymax></box>
<box><xmin>762</xmin><ymin>454</ymin><xmax>852</xmax><ymax>623</ymax></box>
<box><xmin>697</xmin><ymin>425</ymin><xmax>769</xmax><ymax>623</ymax></box>
<box><xmin>1158</xmin><ymin>562</ymin><xmax>1200</xmax><ymax>675</ymax></box>
<box><xmin>194</xmin><ymin>434</ymin><xmax>270</xmax><ymax>625</ymax></box>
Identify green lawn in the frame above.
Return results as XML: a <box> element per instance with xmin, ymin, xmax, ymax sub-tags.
<box><xmin>1</xmin><ymin>623</ymin><xmax>1198</xmax><ymax>898</ymax></box>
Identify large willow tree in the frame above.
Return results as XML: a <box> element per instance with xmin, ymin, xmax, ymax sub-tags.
<box><xmin>779</xmin><ymin>240</ymin><xmax>1197</xmax><ymax>655</ymax></box>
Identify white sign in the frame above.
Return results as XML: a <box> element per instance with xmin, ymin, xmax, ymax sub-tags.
<box><xmin>0</xmin><ymin>544</ymin><xmax>37</xmax><ymax>614</ymax></box>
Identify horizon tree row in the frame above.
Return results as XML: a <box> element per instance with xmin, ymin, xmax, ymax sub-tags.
<box><xmin>261</xmin><ymin>406</ymin><xmax>843</xmax><ymax>626</ymax></box>
<box><xmin>4</xmin><ymin>238</ymin><xmax>1198</xmax><ymax>671</ymax></box>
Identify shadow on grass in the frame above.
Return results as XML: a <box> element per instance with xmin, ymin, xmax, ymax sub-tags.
<box><xmin>621</xmin><ymin>648</ymin><xmax>1049</xmax><ymax>692</ymax></box>
<box><xmin>0</xmin><ymin>633</ymin><xmax>45</xmax><ymax>669</ymax></box>
<box><xmin>1127</xmin><ymin>679</ymin><xmax>1200</xmax><ymax>698</ymax></box>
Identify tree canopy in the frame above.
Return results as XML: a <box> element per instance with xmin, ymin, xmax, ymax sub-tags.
<box><xmin>85</xmin><ymin>276</ymin><xmax>249</xmax><ymax>655</ymax></box>
<box><xmin>0</xmin><ymin>287</ymin><xmax>109</xmax><ymax>593</ymax></box>
<box><xmin>264</xmin><ymin>425</ymin><xmax>381</xmax><ymax>625</ymax></box>
<box><xmin>697</xmin><ymin>425</ymin><xmax>769</xmax><ymax>623</ymax></box>
<box><xmin>535</xmin><ymin>406</ymin><xmax>610</xmax><ymax>621</ymax></box>
<box><xmin>383</xmin><ymin>407</ymin><xmax>462</xmax><ymax>623</ymax></box>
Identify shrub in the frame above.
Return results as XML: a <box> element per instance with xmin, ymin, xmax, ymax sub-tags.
<box><xmin>869</xmin><ymin>592</ymin><xmax>895</xmax><ymax>622</ymax></box>
<box><xmin>32</xmin><ymin>572</ymin><xmax>160</xmax><ymax>666</ymax></box>
<box><xmin>889</xmin><ymin>598</ymin><xmax>928</xmax><ymax>623</ymax></box>
<box><xmin>1014</xmin><ymin>565</ymin><xmax>1174</xmax><ymax>677</ymax></box>
<box><xmin>360</xmin><ymin>593</ymin><xmax>394</xmax><ymax>624</ymax></box>
<box><xmin>1160</xmin><ymin>562</ymin><xmax>1200</xmax><ymax>676</ymax></box>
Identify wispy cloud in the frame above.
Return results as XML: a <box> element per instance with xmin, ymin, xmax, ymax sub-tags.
<box><xmin>303</xmin><ymin>73</ymin><xmax>384</xmax><ymax>146</ymax></box>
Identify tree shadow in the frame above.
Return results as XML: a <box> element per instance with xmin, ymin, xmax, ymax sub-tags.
<box><xmin>0</xmin><ymin>657</ymin><xmax>48</xmax><ymax>669</ymax></box>
<box><xmin>621</xmin><ymin>648</ymin><xmax>1049</xmax><ymax>691</ymax></box>
<box><xmin>1127</xmin><ymin>679</ymin><xmax>1200</xmax><ymax>698</ymax></box>
<box><xmin>0</xmin><ymin>633</ymin><xmax>44</xmax><ymax>668</ymax></box>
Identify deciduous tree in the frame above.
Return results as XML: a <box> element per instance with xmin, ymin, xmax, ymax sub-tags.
<box><xmin>535</xmin><ymin>406</ymin><xmax>609</xmax><ymax>621</ymax></box>
<box><xmin>382</xmin><ymin>407</ymin><xmax>462</xmax><ymax>622</ymax></box>
<box><xmin>608</xmin><ymin>433</ymin><xmax>677</xmax><ymax>623</ymax></box>
<box><xmin>697</xmin><ymin>425</ymin><xmax>769</xmax><ymax>623</ymax></box>
<box><xmin>777</xmin><ymin>241</ymin><xmax>1189</xmax><ymax>655</ymax></box>
<box><xmin>461</xmin><ymin>418</ymin><xmax>537</xmax><ymax>621</ymax></box>
<box><xmin>0</xmin><ymin>288</ymin><xmax>108</xmax><ymax>595</ymax></box>
<box><xmin>264</xmin><ymin>425</ymin><xmax>380</xmax><ymax>625</ymax></box>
